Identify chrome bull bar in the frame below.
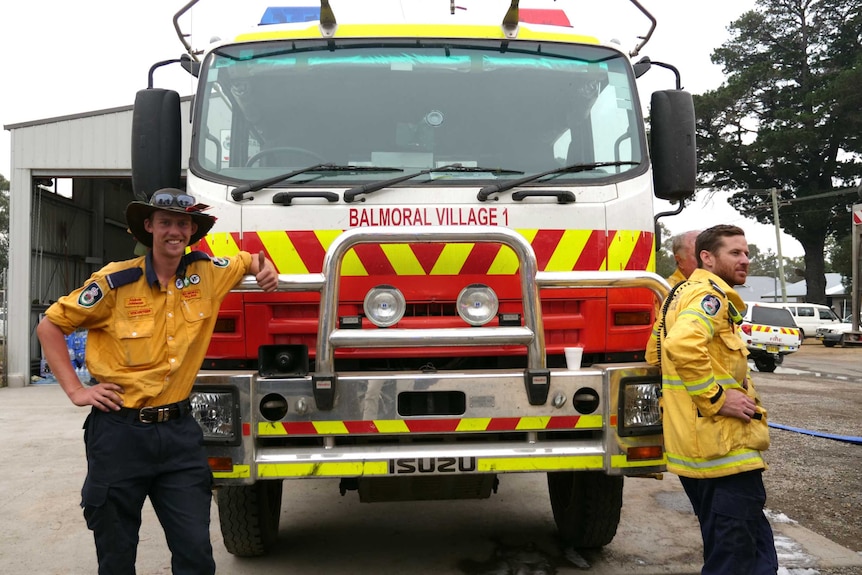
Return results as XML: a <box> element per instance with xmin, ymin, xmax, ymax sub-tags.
<box><xmin>232</xmin><ymin>226</ymin><xmax>670</xmax><ymax>406</ymax></box>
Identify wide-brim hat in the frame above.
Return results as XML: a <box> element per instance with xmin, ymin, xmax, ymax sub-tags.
<box><xmin>125</xmin><ymin>188</ymin><xmax>216</xmax><ymax>248</ymax></box>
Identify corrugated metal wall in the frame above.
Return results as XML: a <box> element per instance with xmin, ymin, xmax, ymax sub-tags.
<box><xmin>4</xmin><ymin>99</ymin><xmax>192</xmax><ymax>386</ymax></box>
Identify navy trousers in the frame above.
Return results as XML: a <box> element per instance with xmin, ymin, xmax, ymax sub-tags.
<box><xmin>82</xmin><ymin>408</ymin><xmax>216</xmax><ymax>575</ymax></box>
<box><xmin>680</xmin><ymin>470</ymin><xmax>778</xmax><ymax>575</ymax></box>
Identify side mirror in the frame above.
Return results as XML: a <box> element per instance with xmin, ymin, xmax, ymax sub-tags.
<box><xmin>650</xmin><ymin>90</ymin><xmax>697</xmax><ymax>202</ymax></box>
<box><xmin>131</xmin><ymin>89</ymin><xmax>182</xmax><ymax>199</ymax></box>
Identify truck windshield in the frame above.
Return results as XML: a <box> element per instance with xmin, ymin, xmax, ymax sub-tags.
<box><xmin>193</xmin><ymin>38</ymin><xmax>645</xmax><ymax>186</ymax></box>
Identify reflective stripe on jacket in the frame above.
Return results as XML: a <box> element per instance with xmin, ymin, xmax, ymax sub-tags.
<box><xmin>646</xmin><ymin>268</ymin><xmax>770</xmax><ymax>479</ymax></box>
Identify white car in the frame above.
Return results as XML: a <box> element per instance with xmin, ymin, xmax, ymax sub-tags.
<box><xmin>815</xmin><ymin>322</ymin><xmax>861</xmax><ymax>347</ymax></box>
<box><xmin>740</xmin><ymin>303</ymin><xmax>802</xmax><ymax>372</ymax></box>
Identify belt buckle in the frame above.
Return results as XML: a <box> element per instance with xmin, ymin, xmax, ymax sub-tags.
<box><xmin>138</xmin><ymin>406</ymin><xmax>170</xmax><ymax>423</ymax></box>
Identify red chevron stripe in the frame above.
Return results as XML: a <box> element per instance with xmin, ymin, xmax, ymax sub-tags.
<box><xmin>544</xmin><ymin>415</ymin><xmax>583</xmax><ymax>429</ymax></box>
<box><xmin>574</xmin><ymin>230</ymin><xmax>606</xmax><ymax>270</ymax></box>
<box><xmin>460</xmin><ymin>243</ymin><xmax>504</xmax><ymax>274</ymax></box>
<box><xmin>288</xmin><ymin>231</ymin><xmax>327</xmax><ymax>273</ymax></box>
<box><xmin>626</xmin><ymin>232</ymin><xmax>655</xmax><ymax>270</ymax></box>
<box><xmin>411</xmin><ymin>243</ymin><xmax>447</xmax><ymax>274</ymax></box>
<box><xmin>353</xmin><ymin>244</ymin><xmax>396</xmax><ymax>275</ymax></box>
<box><xmin>532</xmin><ymin>230</ymin><xmax>566</xmax><ymax>270</ymax></box>
<box><xmin>485</xmin><ymin>417</ymin><xmax>522</xmax><ymax>431</ymax></box>
<box><xmin>344</xmin><ymin>420</ymin><xmax>380</xmax><ymax>434</ymax></box>
<box><xmin>282</xmin><ymin>422</ymin><xmax>317</xmax><ymax>435</ymax></box>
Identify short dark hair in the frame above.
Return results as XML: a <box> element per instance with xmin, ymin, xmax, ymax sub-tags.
<box><xmin>695</xmin><ymin>225</ymin><xmax>745</xmax><ymax>266</ymax></box>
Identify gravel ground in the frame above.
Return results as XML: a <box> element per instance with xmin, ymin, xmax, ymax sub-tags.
<box><xmin>753</xmin><ymin>342</ymin><xmax>862</xmax><ymax>574</ymax></box>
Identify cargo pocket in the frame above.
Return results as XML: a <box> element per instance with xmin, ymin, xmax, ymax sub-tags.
<box><xmin>116</xmin><ymin>318</ymin><xmax>156</xmax><ymax>366</ymax></box>
<box><xmin>81</xmin><ymin>480</ymin><xmax>110</xmax><ymax>529</ymax></box>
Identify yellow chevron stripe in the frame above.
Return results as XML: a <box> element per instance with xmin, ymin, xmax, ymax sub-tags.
<box><xmin>259</xmin><ymin>422</ymin><xmax>287</xmax><ymax>436</ymax></box>
<box><xmin>259</xmin><ymin>461</ymin><xmax>389</xmax><ymax>477</ymax></box>
<box><xmin>315</xmin><ymin>230</ymin><xmax>368</xmax><ymax>276</ymax></box>
<box><xmin>477</xmin><ymin>455</ymin><xmax>604</xmax><ymax>472</ymax></box>
<box><xmin>456</xmin><ymin>418</ymin><xmax>492</xmax><ymax>431</ymax></box>
<box><xmin>382</xmin><ymin>244</ymin><xmax>425</xmax><ymax>275</ymax></box>
<box><xmin>205</xmin><ymin>232</ymin><xmax>241</xmax><ymax>257</ymax></box>
<box><xmin>546</xmin><ymin>229</ymin><xmax>592</xmax><ymax>272</ymax></box>
<box><xmin>516</xmin><ymin>416</ymin><xmax>550</xmax><ymax>430</ymax></box>
<box><xmin>488</xmin><ymin>229</ymin><xmax>538</xmax><ymax>274</ymax></box>
<box><xmin>607</xmin><ymin>230</ymin><xmax>639</xmax><ymax>271</ymax></box>
<box><xmin>373</xmin><ymin>420</ymin><xmax>411</xmax><ymax>433</ymax></box>
<box><xmin>576</xmin><ymin>415</ymin><xmax>603</xmax><ymax>428</ymax></box>
<box><xmin>212</xmin><ymin>464</ymin><xmax>251</xmax><ymax>479</ymax></box>
<box><xmin>313</xmin><ymin>421</ymin><xmax>349</xmax><ymax>434</ymax></box>
<box><xmin>258</xmin><ymin>230</ymin><xmax>308</xmax><ymax>274</ymax></box>
<box><xmin>430</xmin><ymin>243</ymin><xmax>473</xmax><ymax>275</ymax></box>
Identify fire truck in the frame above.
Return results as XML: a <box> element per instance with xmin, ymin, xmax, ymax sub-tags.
<box><xmin>131</xmin><ymin>0</ymin><xmax>696</xmax><ymax>557</ymax></box>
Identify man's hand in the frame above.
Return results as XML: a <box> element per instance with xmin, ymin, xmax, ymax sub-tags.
<box><xmin>717</xmin><ymin>388</ymin><xmax>757</xmax><ymax>422</ymax></box>
<box><xmin>254</xmin><ymin>250</ymin><xmax>279</xmax><ymax>292</ymax></box>
<box><xmin>69</xmin><ymin>383</ymin><xmax>125</xmax><ymax>412</ymax></box>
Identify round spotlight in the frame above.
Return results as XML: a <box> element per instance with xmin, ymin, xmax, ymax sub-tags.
<box><xmin>457</xmin><ymin>284</ymin><xmax>499</xmax><ymax>326</ymax></box>
<box><xmin>363</xmin><ymin>285</ymin><xmax>406</xmax><ymax>328</ymax></box>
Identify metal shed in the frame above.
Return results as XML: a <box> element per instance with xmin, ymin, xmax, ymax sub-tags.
<box><xmin>3</xmin><ymin>100</ymin><xmax>191</xmax><ymax>387</ymax></box>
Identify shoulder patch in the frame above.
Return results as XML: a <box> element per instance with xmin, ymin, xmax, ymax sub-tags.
<box><xmin>78</xmin><ymin>282</ymin><xmax>104</xmax><ymax>308</ymax></box>
<box><xmin>106</xmin><ymin>267</ymin><xmax>144</xmax><ymax>289</ymax></box>
<box><xmin>701</xmin><ymin>294</ymin><xmax>722</xmax><ymax>316</ymax></box>
<box><xmin>211</xmin><ymin>256</ymin><xmax>230</xmax><ymax>268</ymax></box>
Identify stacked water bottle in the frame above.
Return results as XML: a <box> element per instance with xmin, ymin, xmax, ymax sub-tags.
<box><xmin>68</xmin><ymin>330</ymin><xmax>91</xmax><ymax>383</ymax></box>
<box><xmin>37</xmin><ymin>329</ymin><xmax>91</xmax><ymax>383</ymax></box>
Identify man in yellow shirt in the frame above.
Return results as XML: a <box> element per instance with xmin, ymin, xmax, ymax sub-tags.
<box><xmin>37</xmin><ymin>188</ymin><xmax>278</xmax><ymax>574</ymax></box>
<box><xmin>667</xmin><ymin>229</ymin><xmax>700</xmax><ymax>286</ymax></box>
<box><xmin>647</xmin><ymin>225</ymin><xmax>777</xmax><ymax>574</ymax></box>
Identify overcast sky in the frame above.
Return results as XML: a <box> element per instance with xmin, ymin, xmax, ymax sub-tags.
<box><xmin>0</xmin><ymin>0</ymin><xmax>803</xmax><ymax>257</ymax></box>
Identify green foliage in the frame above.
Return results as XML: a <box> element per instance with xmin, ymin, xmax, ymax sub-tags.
<box><xmin>694</xmin><ymin>0</ymin><xmax>862</xmax><ymax>304</ymax></box>
<box><xmin>654</xmin><ymin>222</ymin><xmax>676</xmax><ymax>278</ymax></box>
<box><xmin>747</xmin><ymin>243</ymin><xmax>805</xmax><ymax>283</ymax></box>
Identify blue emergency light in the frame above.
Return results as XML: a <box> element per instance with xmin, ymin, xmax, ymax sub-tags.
<box><xmin>260</xmin><ymin>6</ymin><xmax>321</xmax><ymax>25</ymax></box>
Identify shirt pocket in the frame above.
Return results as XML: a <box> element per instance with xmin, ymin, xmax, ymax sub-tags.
<box><xmin>181</xmin><ymin>297</ymin><xmax>213</xmax><ymax>340</ymax></box>
<box><xmin>116</xmin><ymin>318</ymin><xmax>156</xmax><ymax>366</ymax></box>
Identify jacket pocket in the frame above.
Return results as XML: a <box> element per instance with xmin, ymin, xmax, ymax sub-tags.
<box><xmin>694</xmin><ymin>415</ymin><xmax>732</xmax><ymax>460</ymax></box>
<box><xmin>116</xmin><ymin>318</ymin><xmax>156</xmax><ymax>366</ymax></box>
<box><xmin>745</xmin><ymin>407</ymin><xmax>771</xmax><ymax>451</ymax></box>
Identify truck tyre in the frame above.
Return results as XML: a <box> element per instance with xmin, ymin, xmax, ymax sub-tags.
<box><xmin>547</xmin><ymin>471</ymin><xmax>623</xmax><ymax>548</ymax></box>
<box><xmin>753</xmin><ymin>357</ymin><xmax>776</xmax><ymax>372</ymax></box>
<box><xmin>823</xmin><ymin>340</ymin><xmax>837</xmax><ymax>347</ymax></box>
<box><xmin>216</xmin><ymin>480</ymin><xmax>283</xmax><ymax>557</ymax></box>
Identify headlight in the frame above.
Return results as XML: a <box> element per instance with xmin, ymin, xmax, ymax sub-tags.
<box><xmin>190</xmin><ymin>388</ymin><xmax>240</xmax><ymax>445</ymax></box>
<box><xmin>618</xmin><ymin>379</ymin><xmax>662</xmax><ymax>436</ymax></box>
<box><xmin>363</xmin><ymin>285</ymin><xmax>406</xmax><ymax>328</ymax></box>
<box><xmin>456</xmin><ymin>284</ymin><xmax>499</xmax><ymax>326</ymax></box>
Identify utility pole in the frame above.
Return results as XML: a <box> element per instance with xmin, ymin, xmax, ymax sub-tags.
<box><xmin>770</xmin><ymin>187</ymin><xmax>787</xmax><ymax>302</ymax></box>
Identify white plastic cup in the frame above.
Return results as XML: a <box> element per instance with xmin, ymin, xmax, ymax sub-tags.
<box><xmin>564</xmin><ymin>346</ymin><xmax>584</xmax><ymax>370</ymax></box>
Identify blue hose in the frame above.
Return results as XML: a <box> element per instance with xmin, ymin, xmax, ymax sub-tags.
<box><xmin>769</xmin><ymin>422</ymin><xmax>862</xmax><ymax>445</ymax></box>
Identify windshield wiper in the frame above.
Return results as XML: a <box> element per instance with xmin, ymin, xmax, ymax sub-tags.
<box><xmin>476</xmin><ymin>161</ymin><xmax>640</xmax><ymax>202</ymax></box>
<box><xmin>343</xmin><ymin>164</ymin><xmax>525</xmax><ymax>203</ymax></box>
<box><xmin>231</xmin><ymin>164</ymin><xmax>404</xmax><ymax>201</ymax></box>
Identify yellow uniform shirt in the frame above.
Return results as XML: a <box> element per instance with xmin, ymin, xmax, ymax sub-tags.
<box><xmin>645</xmin><ymin>269</ymin><xmax>770</xmax><ymax>479</ymax></box>
<box><xmin>45</xmin><ymin>250</ymin><xmax>253</xmax><ymax>408</ymax></box>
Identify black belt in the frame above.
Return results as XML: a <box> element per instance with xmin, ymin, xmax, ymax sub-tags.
<box><xmin>117</xmin><ymin>399</ymin><xmax>192</xmax><ymax>424</ymax></box>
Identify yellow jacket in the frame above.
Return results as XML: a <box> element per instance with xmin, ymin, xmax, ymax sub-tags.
<box><xmin>666</xmin><ymin>267</ymin><xmax>687</xmax><ymax>288</ymax></box>
<box><xmin>646</xmin><ymin>269</ymin><xmax>769</xmax><ymax>479</ymax></box>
